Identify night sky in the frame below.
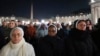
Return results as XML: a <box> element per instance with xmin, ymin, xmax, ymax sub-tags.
<box><xmin>0</xmin><ymin>0</ymin><xmax>90</xmax><ymax>19</ymax></box>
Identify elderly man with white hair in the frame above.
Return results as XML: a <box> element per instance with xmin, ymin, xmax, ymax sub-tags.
<box><xmin>0</xmin><ymin>27</ymin><xmax>35</xmax><ymax>56</ymax></box>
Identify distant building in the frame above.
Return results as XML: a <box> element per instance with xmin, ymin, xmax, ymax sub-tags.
<box><xmin>0</xmin><ymin>0</ymin><xmax>99</xmax><ymax>25</ymax></box>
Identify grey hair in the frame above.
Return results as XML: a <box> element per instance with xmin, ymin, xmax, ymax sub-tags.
<box><xmin>10</xmin><ymin>27</ymin><xmax>24</xmax><ymax>38</ymax></box>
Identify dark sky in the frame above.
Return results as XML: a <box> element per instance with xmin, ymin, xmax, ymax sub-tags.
<box><xmin>0</xmin><ymin>0</ymin><xmax>90</xmax><ymax>19</ymax></box>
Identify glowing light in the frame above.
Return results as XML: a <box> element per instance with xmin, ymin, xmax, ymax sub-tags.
<box><xmin>22</xmin><ymin>21</ymin><xmax>25</xmax><ymax>25</ymax></box>
<box><xmin>45</xmin><ymin>21</ymin><xmax>49</xmax><ymax>24</ymax></box>
<box><xmin>36</xmin><ymin>21</ymin><xmax>41</xmax><ymax>25</ymax></box>
<box><xmin>57</xmin><ymin>21</ymin><xmax>59</xmax><ymax>23</ymax></box>
<box><xmin>26</xmin><ymin>21</ymin><xmax>30</xmax><ymax>24</ymax></box>
<box><xmin>68</xmin><ymin>21</ymin><xmax>72</xmax><ymax>25</ymax></box>
<box><xmin>41</xmin><ymin>20</ymin><xmax>45</xmax><ymax>23</ymax></box>
<box><xmin>5</xmin><ymin>17</ymin><xmax>9</xmax><ymax>19</ymax></box>
<box><xmin>91</xmin><ymin>0</ymin><xmax>95</xmax><ymax>3</ymax></box>
<box><xmin>1</xmin><ymin>17</ymin><xmax>4</xmax><ymax>19</ymax></box>
<box><xmin>11</xmin><ymin>16</ymin><xmax>15</xmax><ymax>20</ymax></box>
<box><xmin>16</xmin><ymin>20</ymin><xmax>18</xmax><ymax>21</ymax></box>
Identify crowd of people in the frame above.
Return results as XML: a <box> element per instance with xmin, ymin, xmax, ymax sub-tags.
<box><xmin>0</xmin><ymin>18</ymin><xmax>100</xmax><ymax>56</ymax></box>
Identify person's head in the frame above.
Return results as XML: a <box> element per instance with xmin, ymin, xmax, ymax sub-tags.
<box><xmin>86</xmin><ymin>19</ymin><xmax>92</xmax><ymax>25</ymax></box>
<box><xmin>9</xmin><ymin>20</ymin><xmax>16</xmax><ymax>28</ymax></box>
<box><xmin>2</xmin><ymin>20</ymin><xmax>7</xmax><ymax>27</ymax></box>
<box><xmin>40</xmin><ymin>23</ymin><xmax>47</xmax><ymax>29</ymax></box>
<box><xmin>29</xmin><ymin>22</ymin><xmax>33</xmax><ymax>26</ymax></box>
<box><xmin>56</xmin><ymin>23</ymin><xmax>62</xmax><ymax>28</ymax></box>
<box><xmin>75</xmin><ymin>20</ymin><xmax>86</xmax><ymax>31</ymax></box>
<box><xmin>65</xmin><ymin>24</ymin><xmax>70</xmax><ymax>30</ymax></box>
<box><xmin>97</xmin><ymin>18</ymin><xmax>100</xmax><ymax>26</ymax></box>
<box><xmin>48</xmin><ymin>25</ymin><xmax>57</xmax><ymax>36</ymax></box>
<box><xmin>10</xmin><ymin>27</ymin><xmax>24</xmax><ymax>44</ymax></box>
<box><xmin>18</xmin><ymin>20</ymin><xmax>22</xmax><ymax>26</ymax></box>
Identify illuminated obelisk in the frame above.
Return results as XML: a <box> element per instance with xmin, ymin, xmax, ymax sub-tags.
<box><xmin>30</xmin><ymin>2</ymin><xmax>33</xmax><ymax>22</ymax></box>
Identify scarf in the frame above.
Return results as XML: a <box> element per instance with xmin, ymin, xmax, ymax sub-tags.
<box><xmin>0</xmin><ymin>38</ymin><xmax>27</xmax><ymax>56</ymax></box>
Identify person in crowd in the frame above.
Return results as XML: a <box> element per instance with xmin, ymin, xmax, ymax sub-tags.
<box><xmin>0</xmin><ymin>20</ymin><xmax>8</xmax><ymax>38</ymax></box>
<box><xmin>37</xmin><ymin>25</ymin><xmax>65</xmax><ymax>56</ymax></box>
<box><xmin>0</xmin><ymin>28</ymin><xmax>4</xmax><ymax>49</ymax></box>
<box><xmin>56</xmin><ymin>23</ymin><xmax>62</xmax><ymax>31</ymax></box>
<box><xmin>57</xmin><ymin>24</ymin><xmax>70</xmax><ymax>39</ymax></box>
<box><xmin>86</xmin><ymin>19</ymin><xmax>93</xmax><ymax>31</ymax></box>
<box><xmin>6</xmin><ymin>20</ymin><xmax>17</xmax><ymax>42</ymax></box>
<box><xmin>0</xmin><ymin>20</ymin><xmax>8</xmax><ymax>49</ymax></box>
<box><xmin>0</xmin><ymin>20</ymin><xmax>8</xmax><ymax>27</ymax></box>
<box><xmin>24</xmin><ymin>22</ymin><xmax>38</xmax><ymax>53</ymax></box>
<box><xmin>34</xmin><ymin>23</ymin><xmax>39</xmax><ymax>30</ymax></box>
<box><xmin>61</xmin><ymin>22</ymin><xmax>65</xmax><ymax>29</ymax></box>
<box><xmin>17</xmin><ymin>20</ymin><xmax>25</xmax><ymax>30</ymax></box>
<box><xmin>65</xmin><ymin>20</ymin><xmax>100</xmax><ymax>56</ymax></box>
<box><xmin>24</xmin><ymin>22</ymin><xmax>36</xmax><ymax>43</ymax></box>
<box><xmin>95</xmin><ymin>18</ymin><xmax>100</xmax><ymax>29</ymax></box>
<box><xmin>91</xmin><ymin>18</ymin><xmax>100</xmax><ymax>50</ymax></box>
<box><xmin>0</xmin><ymin>20</ymin><xmax>16</xmax><ymax>49</ymax></box>
<box><xmin>16</xmin><ymin>20</ymin><xmax>26</xmax><ymax>36</ymax></box>
<box><xmin>37</xmin><ymin>23</ymin><xmax>48</xmax><ymax>38</ymax></box>
<box><xmin>0</xmin><ymin>27</ymin><xmax>35</xmax><ymax>56</ymax></box>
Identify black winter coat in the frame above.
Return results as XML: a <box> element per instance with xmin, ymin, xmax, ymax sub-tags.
<box><xmin>65</xmin><ymin>28</ymin><xmax>100</xmax><ymax>56</ymax></box>
<box><xmin>37</xmin><ymin>35</ymin><xmax>65</xmax><ymax>56</ymax></box>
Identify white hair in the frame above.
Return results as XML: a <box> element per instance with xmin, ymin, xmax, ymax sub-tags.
<box><xmin>10</xmin><ymin>27</ymin><xmax>24</xmax><ymax>38</ymax></box>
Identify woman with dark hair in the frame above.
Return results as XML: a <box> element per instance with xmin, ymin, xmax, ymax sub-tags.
<box><xmin>86</xmin><ymin>19</ymin><xmax>93</xmax><ymax>31</ymax></box>
<box><xmin>65</xmin><ymin>20</ymin><xmax>100</xmax><ymax>56</ymax></box>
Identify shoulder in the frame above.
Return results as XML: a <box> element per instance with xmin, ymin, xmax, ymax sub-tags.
<box><xmin>1</xmin><ymin>43</ymin><xmax>10</xmax><ymax>50</ymax></box>
<box><xmin>25</xmin><ymin>42</ymin><xmax>35</xmax><ymax>53</ymax></box>
<box><xmin>38</xmin><ymin>36</ymin><xmax>49</xmax><ymax>45</ymax></box>
<box><xmin>25</xmin><ymin>42</ymin><xmax>34</xmax><ymax>49</ymax></box>
<box><xmin>25</xmin><ymin>42</ymin><xmax>35</xmax><ymax>56</ymax></box>
<box><xmin>0</xmin><ymin>43</ymin><xmax>10</xmax><ymax>54</ymax></box>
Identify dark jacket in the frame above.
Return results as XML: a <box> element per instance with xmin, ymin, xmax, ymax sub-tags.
<box><xmin>91</xmin><ymin>28</ymin><xmax>100</xmax><ymax>50</ymax></box>
<box><xmin>65</xmin><ymin>28</ymin><xmax>100</xmax><ymax>56</ymax></box>
<box><xmin>0</xmin><ymin>26</ymin><xmax>5</xmax><ymax>49</ymax></box>
<box><xmin>57</xmin><ymin>28</ymin><xmax>69</xmax><ymax>39</ymax></box>
<box><xmin>37</xmin><ymin>35</ymin><xmax>65</xmax><ymax>56</ymax></box>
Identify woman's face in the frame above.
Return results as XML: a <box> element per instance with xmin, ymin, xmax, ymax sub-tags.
<box><xmin>11</xmin><ymin>29</ymin><xmax>22</xmax><ymax>44</ymax></box>
<box><xmin>77</xmin><ymin>21</ymin><xmax>86</xmax><ymax>31</ymax></box>
<box><xmin>87</xmin><ymin>21</ymin><xmax>91</xmax><ymax>25</ymax></box>
<box><xmin>48</xmin><ymin>27</ymin><xmax>57</xmax><ymax>37</ymax></box>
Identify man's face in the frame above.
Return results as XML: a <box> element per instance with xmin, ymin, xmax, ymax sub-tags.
<box><xmin>9</xmin><ymin>21</ymin><xmax>16</xmax><ymax>28</ymax></box>
<box><xmin>2</xmin><ymin>21</ymin><xmax>7</xmax><ymax>27</ymax></box>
